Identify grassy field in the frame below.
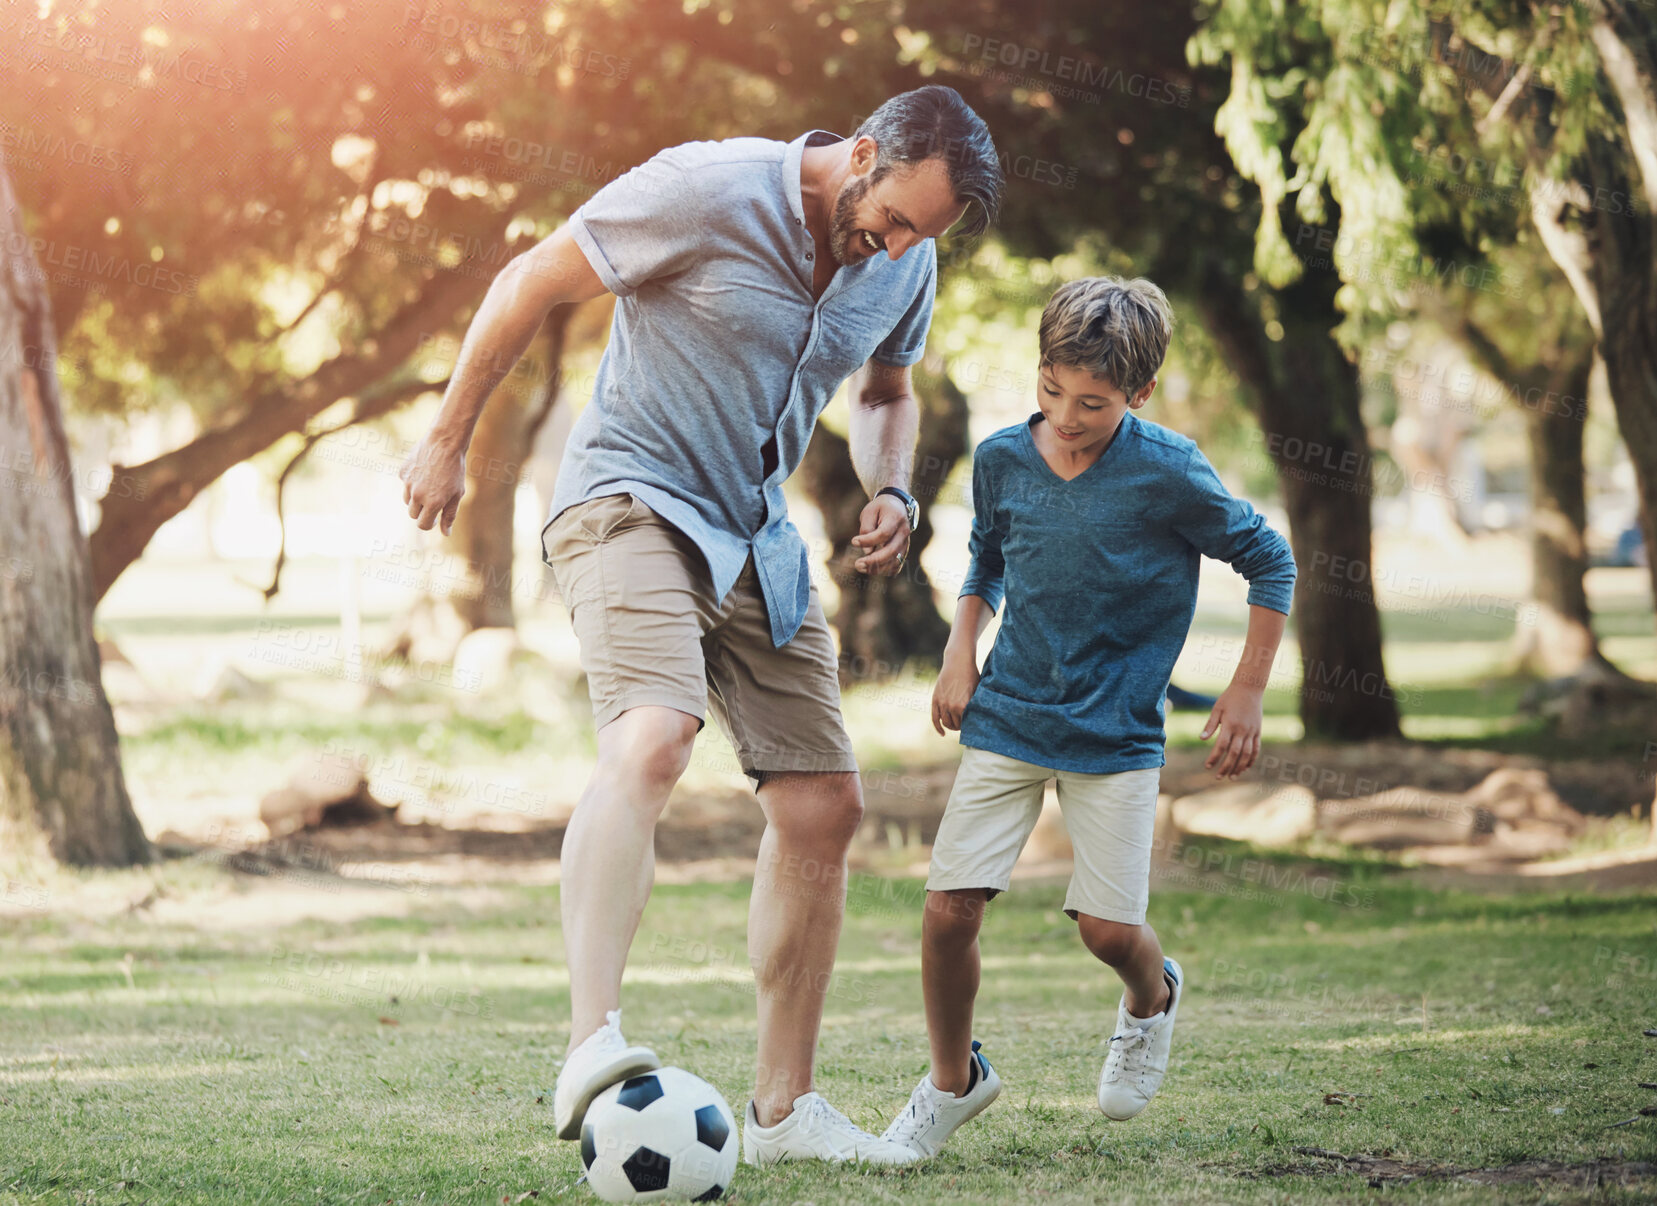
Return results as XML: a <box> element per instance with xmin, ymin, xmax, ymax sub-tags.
<box><xmin>3</xmin><ymin>860</ymin><xmax>1655</xmax><ymax>1205</ymax></box>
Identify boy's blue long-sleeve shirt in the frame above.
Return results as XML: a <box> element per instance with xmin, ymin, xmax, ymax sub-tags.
<box><xmin>957</xmin><ymin>412</ymin><xmax>1297</xmax><ymax>774</ymax></box>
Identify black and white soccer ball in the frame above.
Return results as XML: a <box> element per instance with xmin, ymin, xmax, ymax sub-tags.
<box><xmin>580</xmin><ymin>1067</ymin><xmax>738</xmax><ymax>1202</ymax></box>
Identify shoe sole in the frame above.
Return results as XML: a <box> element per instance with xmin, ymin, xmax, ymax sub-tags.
<box><xmin>555</xmin><ymin>1049</ymin><xmax>661</xmax><ymax>1140</ymax></box>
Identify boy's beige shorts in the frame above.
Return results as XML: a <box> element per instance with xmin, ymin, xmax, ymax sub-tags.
<box><xmin>542</xmin><ymin>492</ymin><xmax>860</xmax><ymax>786</ymax></box>
<box><xmin>927</xmin><ymin>746</ymin><xmax>1162</xmax><ymax>924</ymax></box>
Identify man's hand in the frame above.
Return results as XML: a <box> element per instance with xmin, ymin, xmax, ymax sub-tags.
<box><xmin>932</xmin><ymin>648</ymin><xmax>981</xmax><ymax>735</ymax></box>
<box><xmin>399</xmin><ymin>435</ymin><xmax>468</xmax><ymax>536</ymax></box>
<box><xmin>851</xmin><ymin>494</ymin><xmax>911</xmax><ymax>576</ymax></box>
<box><xmin>1200</xmin><ymin>683</ymin><xmax>1265</xmax><ymax>779</ymax></box>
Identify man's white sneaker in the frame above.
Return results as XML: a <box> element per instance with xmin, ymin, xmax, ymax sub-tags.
<box><xmin>553</xmin><ymin>1009</ymin><xmax>660</xmax><ymax>1140</ymax></box>
<box><xmin>1098</xmin><ymin>957</ymin><xmax>1183</xmax><ymax>1121</ymax></box>
<box><xmin>881</xmin><ymin>1039</ymin><xmax>1001</xmax><ymax>1159</ymax></box>
<box><xmin>742</xmin><ymin>1091</ymin><xmax>921</xmax><ymax>1166</ymax></box>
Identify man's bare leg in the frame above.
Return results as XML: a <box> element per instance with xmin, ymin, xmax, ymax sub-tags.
<box><xmin>561</xmin><ymin>705</ymin><xmax>700</xmax><ymax>1051</ymax></box>
<box><xmin>747</xmin><ymin>770</ymin><xmax>864</xmax><ymax>1125</ymax></box>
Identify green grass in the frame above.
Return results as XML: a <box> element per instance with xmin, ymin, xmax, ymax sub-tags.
<box><xmin>3</xmin><ymin>869</ymin><xmax>1654</xmax><ymax>1204</ymax></box>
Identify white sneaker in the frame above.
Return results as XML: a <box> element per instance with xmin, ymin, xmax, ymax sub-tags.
<box><xmin>881</xmin><ymin>1039</ymin><xmax>1002</xmax><ymax>1158</ymax></box>
<box><xmin>1098</xmin><ymin>957</ymin><xmax>1183</xmax><ymax>1121</ymax></box>
<box><xmin>553</xmin><ymin>1009</ymin><xmax>660</xmax><ymax>1140</ymax></box>
<box><xmin>743</xmin><ymin>1091</ymin><xmax>921</xmax><ymax>1166</ymax></box>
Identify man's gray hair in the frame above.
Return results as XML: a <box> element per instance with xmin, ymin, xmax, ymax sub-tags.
<box><xmin>853</xmin><ymin>86</ymin><xmax>1002</xmax><ymax>238</ymax></box>
<box><xmin>1038</xmin><ymin>276</ymin><xmax>1174</xmax><ymax>396</ymax></box>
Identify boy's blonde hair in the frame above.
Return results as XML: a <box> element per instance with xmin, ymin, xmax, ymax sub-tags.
<box><xmin>1038</xmin><ymin>276</ymin><xmax>1174</xmax><ymax>397</ymax></box>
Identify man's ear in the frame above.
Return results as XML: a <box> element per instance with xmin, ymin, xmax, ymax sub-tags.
<box><xmin>1129</xmin><ymin>377</ymin><xmax>1157</xmax><ymax>409</ymax></box>
<box><xmin>850</xmin><ymin>134</ymin><xmax>879</xmax><ymax>175</ymax></box>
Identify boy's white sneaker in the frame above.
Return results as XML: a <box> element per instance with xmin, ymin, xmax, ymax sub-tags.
<box><xmin>553</xmin><ymin>1009</ymin><xmax>660</xmax><ymax>1140</ymax></box>
<box><xmin>881</xmin><ymin>1039</ymin><xmax>1002</xmax><ymax>1159</ymax></box>
<box><xmin>743</xmin><ymin>1091</ymin><xmax>921</xmax><ymax>1166</ymax></box>
<box><xmin>1098</xmin><ymin>957</ymin><xmax>1183</xmax><ymax>1121</ymax></box>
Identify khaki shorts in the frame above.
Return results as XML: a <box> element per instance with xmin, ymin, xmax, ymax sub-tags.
<box><xmin>541</xmin><ymin>492</ymin><xmax>859</xmax><ymax>785</ymax></box>
<box><xmin>926</xmin><ymin>746</ymin><xmax>1162</xmax><ymax>925</ymax></box>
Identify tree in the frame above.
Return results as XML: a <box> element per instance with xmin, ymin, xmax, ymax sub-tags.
<box><xmin>0</xmin><ymin>151</ymin><xmax>149</xmax><ymax>869</ymax></box>
<box><xmin>0</xmin><ymin>0</ymin><xmax>703</xmax><ymax>603</ymax></box>
<box><xmin>1427</xmin><ymin>247</ymin><xmax>1614</xmax><ymax>680</ymax></box>
<box><xmin>1190</xmin><ymin>0</ymin><xmax>1657</xmax><ymax>645</ymax></box>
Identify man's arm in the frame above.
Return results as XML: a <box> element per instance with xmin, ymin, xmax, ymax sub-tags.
<box><xmin>846</xmin><ymin>358</ymin><xmax>920</xmax><ymax>576</ymax></box>
<box><xmin>401</xmin><ymin>224</ymin><xmax>609</xmax><ymax>534</ymax></box>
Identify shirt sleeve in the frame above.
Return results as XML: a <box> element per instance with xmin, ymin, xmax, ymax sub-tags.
<box><xmin>957</xmin><ymin>447</ymin><xmax>1007</xmax><ymax>613</ymax></box>
<box><xmin>1170</xmin><ymin>445</ymin><xmax>1297</xmax><ymax>615</ymax></box>
<box><xmin>566</xmin><ymin>144</ymin><xmax>704</xmax><ymax>297</ymax></box>
<box><xmin>871</xmin><ymin>241</ymin><xmax>936</xmax><ymax>367</ymax></box>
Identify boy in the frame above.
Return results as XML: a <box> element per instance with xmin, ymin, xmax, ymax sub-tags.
<box><xmin>882</xmin><ymin>276</ymin><xmax>1296</xmax><ymax>1157</ymax></box>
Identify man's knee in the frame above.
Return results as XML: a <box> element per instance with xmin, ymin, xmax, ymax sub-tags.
<box><xmin>596</xmin><ymin>706</ymin><xmax>699</xmax><ymax>798</ymax></box>
<box><xmin>1076</xmin><ymin>914</ymin><xmax>1140</xmax><ymax>966</ymax></box>
<box><xmin>763</xmin><ymin>770</ymin><xmax>864</xmax><ymax>849</ymax></box>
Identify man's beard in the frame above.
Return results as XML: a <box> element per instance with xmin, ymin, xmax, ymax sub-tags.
<box><xmin>828</xmin><ymin>173</ymin><xmax>875</xmax><ymax>267</ymax></box>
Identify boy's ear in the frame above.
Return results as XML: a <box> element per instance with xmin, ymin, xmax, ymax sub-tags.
<box><xmin>1129</xmin><ymin>377</ymin><xmax>1157</xmax><ymax>409</ymax></box>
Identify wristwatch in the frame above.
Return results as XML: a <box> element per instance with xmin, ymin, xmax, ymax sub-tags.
<box><xmin>876</xmin><ymin>485</ymin><xmax>919</xmax><ymax>532</ymax></box>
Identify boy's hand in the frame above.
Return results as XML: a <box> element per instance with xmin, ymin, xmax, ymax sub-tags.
<box><xmin>851</xmin><ymin>494</ymin><xmax>911</xmax><ymax>577</ymax></box>
<box><xmin>932</xmin><ymin>650</ymin><xmax>981</xmax><ymax>735</ymax></box>
<box><xmin>1200</xmin><ymin>683</ymin><xmax>1264</xmax><ymax>779</ymax></box>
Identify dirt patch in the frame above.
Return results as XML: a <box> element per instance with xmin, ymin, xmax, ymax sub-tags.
<box><xmin>1251</xmin><ymin>1147</ymin><xmax>1657</xmax><ymax>1188</ymax></box>
<box><xmin>1161</xmin><ymin>741</ymin><xmax>1649</xmax><ymax>820</ymax></box>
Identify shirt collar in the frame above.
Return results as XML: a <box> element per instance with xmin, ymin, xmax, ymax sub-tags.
<box><xmin>784</xmin><ymin>128</ymin><xmax>847</xmax><ymax>227</ymax></box>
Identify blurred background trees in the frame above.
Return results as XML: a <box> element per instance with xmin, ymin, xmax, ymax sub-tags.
<box><xmin>2</xmin><ymin>0</ymin><xmax>1651</xmax><ymax>866</ymax></box>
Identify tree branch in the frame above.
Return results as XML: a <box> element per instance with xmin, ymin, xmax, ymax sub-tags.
<box><xmin>1588</xmin><ymin>1</ymin><xmax>1657</xmax><ymax>216</ymax></box>
<box><xmin>255</xmin><ymin>373</ymin><xmax>451</xmax><ymax>603</ymax></box>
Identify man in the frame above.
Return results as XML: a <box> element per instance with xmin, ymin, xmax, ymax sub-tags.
<box><xmin>400</xmin><ymin>86</ymin><xmax>1001</xmax><ymax>1165</ymax></box>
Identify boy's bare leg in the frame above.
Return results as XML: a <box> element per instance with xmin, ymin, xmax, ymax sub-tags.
<box><xmin>748</xmin><ymin>770</ymin><xmax>865</xmax><ymax>1126</ymax></box>
<box><xmin>562</xmin><ymin>706</ymin><xmax>699</xmax><ymax>1050</ymax></box>
<box><xmin>1076</xmin><ymin>915</ymin><xmax>1171</xmax><ymax>1018</ymax></box>
<box><xmin>923</xmin><ymin>888</ymin><xmax>990</xmax><ymax>1094</ymax></box>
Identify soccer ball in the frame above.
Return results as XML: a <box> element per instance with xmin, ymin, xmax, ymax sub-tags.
<box><xmin>580</xmin><ymin>1067</ymin><xmax>738</xmax><ymax>1202</ymax></box>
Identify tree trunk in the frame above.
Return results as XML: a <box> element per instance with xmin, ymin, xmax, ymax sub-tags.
<box><xmin>798</xmin><ymin>352</ymin><xmax>967</xmax><ymax>683</ymax></box>
<box><xmin>1538</xmin><ymin>6</ymin><xmax>1657</xmax><ymax>625</ymax></box>
<box><xmin>1198</xmin><ymin>263</ymin><xmax>1404</xmax><ymax>741</ymax></box>
<box><xmin>446</xmin><ymin>307</ymin><xmax>573</xmax><ymax>631</ymax></box>
<box><xmin>0</xmin><ymin>154</ymin><xmax>150</xmax><ymax>870</ymax></box>
<box><xmin>1443</xmin><ymin>309</ymin><xmax>1617</xmax><ymax>678</ymax></box>
<box><xmin>1514</xmin><ymin>347</ymin><xmax>1620</xmax><ymax>677</ymax></box>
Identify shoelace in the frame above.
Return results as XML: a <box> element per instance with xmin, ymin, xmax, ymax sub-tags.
<box><xmin>798</xmin><ymin>1095</ymin><xmax>879</xmax><ymax>1151</ymax></box>
<box><xmin>1107</xmin><ymin>1023</ymin><xmax>1153</xmax><ymax>1080</ymax></box>
<box><xmin>892</xmin><ymin>1084</ymin><xmax>937</xmax><ymax>1140</ymax></box>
